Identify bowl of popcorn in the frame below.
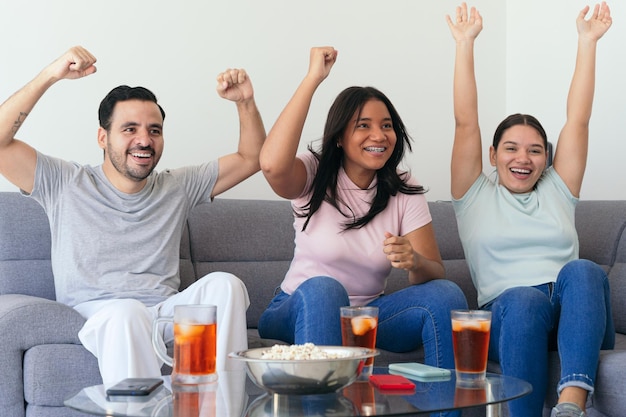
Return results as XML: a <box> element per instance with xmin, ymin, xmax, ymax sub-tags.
<box><xmin>229</xmin><ymin>343</ymin><xmax>378</xmax><ymax>395</ymax></box>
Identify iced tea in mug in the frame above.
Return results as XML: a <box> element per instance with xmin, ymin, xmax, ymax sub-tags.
<box><xmin>451</xmin><ymin>309</ymin><xmax>491</xmax><ymax>386</ymax></box>
<box><xmin>152</xmin><ymin>304</ymin><xmax>218</xmax><ymax>384</ymax></box>
<box><xmin>340</xmin><ymin>306</ymin><xmax>378</xmax><ymax>376</ymax></box>
<box><xmin>174</xmin><ymin>321</ymin><xmax>217</xmax><ymax>376</ymax></box>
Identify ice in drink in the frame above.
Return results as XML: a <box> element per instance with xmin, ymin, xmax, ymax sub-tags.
<box><xmin>451</xmin><ymin>310</ymin><xmax>491</xmax><ymax>386</ymax></box>
<box><xmin>340</xmin><ymin>306</ymin><xmax>378</xmax><ymax>376</ymax></box>
<box><xmin>340</xmin><ymin>315</ymin><xmax>377</xmax><ymax>365</ymax></box>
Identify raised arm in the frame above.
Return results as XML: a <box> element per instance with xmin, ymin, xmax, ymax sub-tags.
<box><xmin>446</xmin><ymin>3</ymin><xmax>484</xmax><ymax>200</ymax></box>
<box><xmin>259</xmin><ymin>46</ymin><xmax>338</xmax><ymax>199</ymax></box>
<box><xmin>211</xmin><ymin>69</ymin><xmax>266</xmax><ymax>197</ymax></box>
<box><xmin>0</xmin><ymin>46</ymin><xmax>97</xmax><ymax>194</ymax></box>
<box><xmin>552</xmin><ymin>2</ymin><xmax>612</xmax><ymax>197</ymax></box>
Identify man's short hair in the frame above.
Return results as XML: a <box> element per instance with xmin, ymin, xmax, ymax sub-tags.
<box><xmin>98</xmin><ymin>85</ymin><xmax>166</xmax><ymax>131</ymax></box>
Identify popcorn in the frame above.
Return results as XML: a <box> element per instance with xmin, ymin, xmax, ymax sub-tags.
<box><xmin>260</xmin><ymin>343</ymin><xmax>353</xmax><ymax>360</ymax></box>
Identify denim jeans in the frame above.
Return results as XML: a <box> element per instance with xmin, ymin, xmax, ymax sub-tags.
<box><xmin>483</xmin><ymin>259</ymin><xmax>615</xmax><ymax>417</ymax></box>
<box><xmin>258</xmin><ymin>276</ymin><xmax>468</xmax><ymax>369</ymax></box>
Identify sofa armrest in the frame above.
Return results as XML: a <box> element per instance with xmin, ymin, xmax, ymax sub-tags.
<box><xmin>0</xmin><ymin>294</ymin><xmax>86</xmax><ymax>417</ymax></box>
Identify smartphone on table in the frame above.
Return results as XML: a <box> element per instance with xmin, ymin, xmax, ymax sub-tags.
<box><xmin>369</xmin><ymin>374</ymin><xmax>416</xmax><ymax>393</ymax></box>
<box><xmin>388</xmin><ymin>362</ymin><xmax>451</xmax><ymax>380</ymax></box>
<box><xmin>106</xmin><ymin>378</ymin><xmax>164</xmax><ymax>397</ymax></box>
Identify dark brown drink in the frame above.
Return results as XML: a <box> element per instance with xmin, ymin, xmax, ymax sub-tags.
<box><xmin>451</xmin><ymin>310</ymin><xmax>491</xmax><ymax>385</ymax></box>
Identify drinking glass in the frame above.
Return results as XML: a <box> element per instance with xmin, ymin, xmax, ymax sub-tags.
<box><xmin>451</xmin><ymin>309</ymin><xmax>491</xmax><ymax>386</ymax></box>
<box><xmin>152</xmin><ymin>304</ymin><xmax>218</xmax><ymax>384</ymax></box>
<box><xmin>340</xmin><ymin>306</ymin><xmax>378</xmax><ymax>376</ymax></box>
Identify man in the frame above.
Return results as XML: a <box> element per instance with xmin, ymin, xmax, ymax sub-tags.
<box><xmin>0</xmin><ymin>46</ymin><xmax>265</xmax><ymax>384</ymax></box>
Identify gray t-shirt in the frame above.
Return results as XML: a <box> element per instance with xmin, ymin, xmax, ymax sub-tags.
<box><xmin>27</xmin><ymin>151</ymin><xmax>218</xmax><ymax>307</ymax></box>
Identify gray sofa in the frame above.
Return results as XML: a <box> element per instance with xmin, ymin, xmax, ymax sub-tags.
<box><xmin>1</xmin><ymin>191</ymin><xmax>625</xmax><ymax>417</ymax></box>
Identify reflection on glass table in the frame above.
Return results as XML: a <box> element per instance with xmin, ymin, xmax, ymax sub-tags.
<box><xmin>64</xmin><ymin>368</ymin><xmax>531</xmax><ymax>417</ymax></box>
<box><xmin>65</xmin><ymin>372</ymin><xmax>247</xmax><ymax>417</ymax></box>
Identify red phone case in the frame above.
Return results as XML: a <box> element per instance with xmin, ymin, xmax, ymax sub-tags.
<box><xmin>369</xmin><ymin>374</ymin><xmax>416</xmax><ymax>391</ymax></box>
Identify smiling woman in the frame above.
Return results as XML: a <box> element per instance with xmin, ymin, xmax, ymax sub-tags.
<box><xmin>255</xmin><ymin>46</ymin><xmax>468</xmax><ymax>389</ymax></box>
<box><xmin>335</xmin><ymin>98</ymin><xmax>397</xmax><ymax>190</ymax></box>
<box><xmin>489</xmin><ymin>120</ymin><xmax>548</xmax><ymax>194</ymax></box>
<box><xmin>446</xmin><ymin>3</ymin><xmax>615</xmax><ymax>417</ymax></box>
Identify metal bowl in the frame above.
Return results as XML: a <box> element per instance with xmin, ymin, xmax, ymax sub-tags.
<box><xmin>229</xmin><ymin>346</ymin><xmax>379</xmax><ymax>395</ymax></box>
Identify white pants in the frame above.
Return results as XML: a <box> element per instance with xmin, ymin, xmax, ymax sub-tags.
<box><xmin>75</xmin><ymin>272</ymin><xmax>250</xmax><ymax>385</ymax></box>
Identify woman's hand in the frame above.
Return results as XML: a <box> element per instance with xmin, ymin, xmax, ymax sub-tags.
<box><xmin>305</xmin><ymin>46</ymin><xmax>338</xmax><ymax>84</ymax></box>
<box><xmin>446</xmin><ymin>3</ymin><xmax>483</xmax><ymax>42</ymax></box>
<box><xmin>384</xmin><ymin>227</ymin><xmax>445</xmax><ymax>284</ymax></box>
<box><xmin>383</xmin><ymin>232</ymin><xmax>417</xmax><ymax>271</ymax></box>
<box><xmin>577</xmin><ymin>2</ymin><xmax>612</xmax><ymax>42</ymax></box>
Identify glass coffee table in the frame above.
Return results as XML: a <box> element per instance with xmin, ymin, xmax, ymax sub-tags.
<box><xmin>65</xmin><ymin>368</ymin><xmax>531</xmax><ymax>417</ymax></box>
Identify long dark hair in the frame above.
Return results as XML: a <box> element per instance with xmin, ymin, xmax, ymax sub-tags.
<box><xmin>298</xmin><ymin>86</ymin><xmax>425</xmax><ymax>231</ymax></box>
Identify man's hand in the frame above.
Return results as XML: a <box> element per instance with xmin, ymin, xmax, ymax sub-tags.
<box><xmin>216</xmin><ymin>68</ymin><xmax>254</xmax><ymax>103</ymax></box>
<box><xmin>44</xmin><ymin>46</ymin><xmax>97</xmax><ymax>83</ymax></box>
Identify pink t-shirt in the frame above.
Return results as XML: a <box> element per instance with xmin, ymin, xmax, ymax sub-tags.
<box><xmin>280</xmin><ymin>152</ymin><xmax>432</xmax><ymax>305</ymax></box>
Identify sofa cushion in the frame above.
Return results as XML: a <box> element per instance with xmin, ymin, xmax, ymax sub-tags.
<box><xmin>196</xmin><ymin>261</ymin><xmax>288</xmax><ymax>329</ymax></box>
<box><xmin>575</xmin><ymin>201</ymin><xmax>626</xmax><ymax>266</ymax></box>
<box><xmin>187</xmin><ymin>199</ymin><xmax>295</xmax><ymax>328</ymax></box>
<box><xmin>0</xmin><ymin>193</ymin><xmax>55</xmax><ymax>300</ymax></box>
<box><xmin>609</xmin><ymin>228</ymin><xmax>626</xmax><ymax>334</ymax></box>
<box><xmin>23</xmin><ymin>344</ymin><xmax>101</xmax><ymax>407</ymax></box>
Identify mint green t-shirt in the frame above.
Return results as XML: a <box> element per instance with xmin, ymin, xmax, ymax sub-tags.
<box><xmin>452</xmin><ymin>168</ymin><xmax>578</xmax><ymax>307</ymax></box>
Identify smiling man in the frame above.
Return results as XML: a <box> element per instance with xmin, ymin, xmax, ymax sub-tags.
<box><xmin>0</xmin><ymin>46</ymin><xmax>266</xmax><ymax>385</ymax></box>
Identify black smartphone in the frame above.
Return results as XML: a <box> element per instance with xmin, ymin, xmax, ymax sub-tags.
<box><xmin>105</xmin><ymin>378</ymin><xmax>164</xmax><ymax>397</ymax></box>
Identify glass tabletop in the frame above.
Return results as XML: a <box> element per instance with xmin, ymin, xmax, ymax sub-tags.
<box><xmin>64</xmin><ymin>368</ymin><xmax>532</xmax><ymax>417</ymax></box>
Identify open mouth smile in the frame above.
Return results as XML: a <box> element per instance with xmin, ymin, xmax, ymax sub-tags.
<box><xmin>131</xmin><ymin>152</ymin><xmax>153</xmax><ymax>159</ymax></box>
<box><xmin>364</xmin><ymin>146</ymin><xmax>386</xmax><ymax>153</ymax></box>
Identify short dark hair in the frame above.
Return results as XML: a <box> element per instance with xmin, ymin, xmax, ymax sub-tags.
<box><xmin>493</xmin><ymin>113</ymin><xmax>547</xmax><ymax>149</ymax></box>
<box><xmin>98</xmin><ymin>85</ymin><xmax>165</xmax><ymax>131</ymax></box>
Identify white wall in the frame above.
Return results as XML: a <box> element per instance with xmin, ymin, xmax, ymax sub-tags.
<box><xmin>0</xmin><ymin>0</ymin><xmax>622</xmax><ymax>200</ymax></box>
<box><xmin>506</xmin><ymin>0</ymin><xmax>626</xmax><ymax>200</ymax></box>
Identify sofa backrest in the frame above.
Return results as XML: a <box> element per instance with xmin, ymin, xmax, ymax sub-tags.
<box><xmin>574</xmin><ymin>201</ymin><xmax>626</xmax><ymax>334</ymax></box>
<box><xmin>185</xmin><ymin>199</ymin><xmax>294</xmax><ymax>330</ymax></box>
<box><xmin>1</xmin><ymin>192</ymin><xmax>624</xmax><ymax>333</ymax></box>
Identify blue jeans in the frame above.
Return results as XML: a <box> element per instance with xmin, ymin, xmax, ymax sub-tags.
<box><xmin>483</xmin><ymin>259</ymin><xmax>615</xmax><ymax>417</ymax></box>
<box><xmin>258</xmin><ymin>276</ymin><xmax>468</xmax><ymax>369</ymax></box>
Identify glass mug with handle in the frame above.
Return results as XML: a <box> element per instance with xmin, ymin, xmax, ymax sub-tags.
<box><xmin>152</xmin><ymin>304</ymin><xmax>218</xmax><ymax>384</ymax></box>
